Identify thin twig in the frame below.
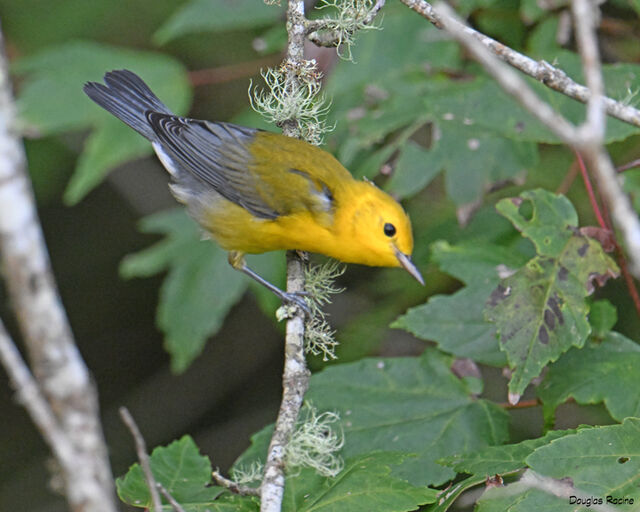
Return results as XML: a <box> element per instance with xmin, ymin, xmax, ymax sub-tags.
<box><xmin>259</xmin><ymin>2</ymin><xmax>312</xmax><ymax>511</ymax></box>
<box><xmin>432</xmin><ymin>2</ymin><xmax>580</xmax><ymax>145</ymax></box>
<box><xmin>555</xmin><ymin>159</ymin><xmax>579</xmax><ymax>195</ymax></box>
<box><xmin>575</xmin><ymin>151</ymin><xmax>607</xmax><ymax>229</ymax></box>
<box><xmin>498</xmin><ymin>398</ymin><xmax>540</xmax><ymax>409</ymax></box>
<box><xmin>569</xmin><ymin>0</ymin><xmax>640</xmax><ymax>278</ymax></box>
<box><xmin>572</xmin><ymin>0</ymin><xmax>605</xmax><ymax>143</ymax></box>
<box><xmin>616</xmin><ymin>158</ymin><xmax>640</xmax><ymax>173</ymax></box>
<box><xmin>157</xmin><ymin>483</ymin><xmax>187</xmax><ymax>512</ymax></box>
<box><xmin>0</xmin><ymin>26</ymin><xmax>116</xmax><ymax>512</ymax></box>
<box><xmin>399</xmin><ymin>0</ymin><xmax>640</xmax><ymax>129</ymax></box>
<box><xmin>119</xmin><ymin>407</ymin><xmax>163</xmax><ymax>512</ymax></box>
<box><xmin>212</xmin><ymin>469</ymin><xmax>261</xmax><ymax>497</ymax></box>
<box><xmin>0</xmin><ymin>320</ymin><xmax>76</xmax><ymax>469</ymax></box>
<box><xmin>595</xmin><ymin>188</ymin><xmax>640</xmax><ymax>317</ymax></box>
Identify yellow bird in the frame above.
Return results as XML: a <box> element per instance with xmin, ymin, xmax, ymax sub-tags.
<box><xmin>84</xmin><ymin>70</ymin><xmax>423</xmax><ymax>310</ymax></box>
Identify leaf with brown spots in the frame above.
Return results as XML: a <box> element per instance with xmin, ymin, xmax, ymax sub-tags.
<box><xmin>485</xmin><ymin>191</ymin><xmax>619</xmax><ymax>400</ymax></box>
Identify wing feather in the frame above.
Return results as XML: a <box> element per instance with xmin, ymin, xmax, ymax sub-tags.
<box><xmin>147</xmin><ymin>113</ymin><xmax>280</xmax><ymax>219</ymax></box>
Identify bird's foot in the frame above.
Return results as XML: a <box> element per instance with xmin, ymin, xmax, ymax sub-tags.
<box><xmin>276</xmin><ymin>291</ymin><xmax>311</xmax><ymax>320</ymax></box>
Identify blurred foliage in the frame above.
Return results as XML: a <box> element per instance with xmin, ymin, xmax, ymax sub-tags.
<box><xmin>7</xmin><ymin>0</ymin><xmax>640</xmax><ymax>509</ymax></box>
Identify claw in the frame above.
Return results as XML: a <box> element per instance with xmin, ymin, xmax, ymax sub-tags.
<box><xmin>281</xmin><ymin>291</ymin><xmax>311</xmax><ymax>316</ymax></box>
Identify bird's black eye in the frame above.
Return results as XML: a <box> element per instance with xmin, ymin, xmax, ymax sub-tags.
<box><xmin>384</xmin><ymin>223</ymin><xmax>396</xmax><ymax>237</ymax></box>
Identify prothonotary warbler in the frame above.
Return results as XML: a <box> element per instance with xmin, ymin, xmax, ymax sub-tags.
<box><xmin>84</xmin><ymin>70</ymin><xmax>424</xmax><ymax>311</ymax></box>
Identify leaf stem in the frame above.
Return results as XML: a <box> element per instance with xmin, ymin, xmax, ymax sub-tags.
<box><xmin>575</xmin><ymin>151</ymin><xmax>607</xmax><ymax>230</ymax></box>
<box><xmin>498</xmin><ymin>398</ymin><xmax>540</xmax><ymax>409</ymax></box>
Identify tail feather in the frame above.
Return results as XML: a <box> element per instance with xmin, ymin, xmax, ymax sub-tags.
<box><xmin>84</xmin><ymin>70</ymin><xmax>172</xmax><ymax>140</ymax></box>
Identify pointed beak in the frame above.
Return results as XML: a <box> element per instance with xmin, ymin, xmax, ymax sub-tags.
<box><xmin>394</xmin><ymin>249</ymin><xmax>425</xmax><ymax>285</ymax></box>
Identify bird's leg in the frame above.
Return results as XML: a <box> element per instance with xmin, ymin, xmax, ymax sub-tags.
<box><xmin>228</xmin><ymin>251</ymin><xmax>310</xmax><ymax>315</ymax></box>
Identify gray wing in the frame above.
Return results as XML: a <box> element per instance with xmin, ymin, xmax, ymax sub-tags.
<box><xmin>147</xmin><ymin>113</ymin><xmax>279</xmax><ymax>219</ymax></box>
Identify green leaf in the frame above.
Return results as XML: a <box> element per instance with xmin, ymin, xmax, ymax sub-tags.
<box><xmin>526</xmin><ymin>17</ymin><xmax>561</xmax><ymax>57</ymax></box>
<box><xmin>588</xmin><ymin>299</ymin><xmax>618</xmax><ymax>339</ymax></box>
<box><xmin>438</xmin><ymin>428</ymin><xmax>578</xmax><ymax>476</ymax></box>
<box><xmin>520</xmin><ymin>0</ymin><xmax>547</xmax><ymax>24</ymax></box>
<box><xmin>476</xmin><ymin>484</ymin><xmax>579</xmax><ymax>512</ymax></box>
<box><xmin>327</xmin><ymin>6</ymin><xmax>461</xmax><ymax>94</ymax></box>
<box><xmin>384</xmin><ymin>141</ymin><xmax>442</xmax><ymax>200</ymax></box>
<box><xmin>120</xmin><ymin>209</ymin><xmax>199</xmax><ymax>278</ymax></box>
<box><xmin>306</xmin><ymin>349</ymin><xmax>510</xmax><ymax>486</ymax></box>
<box><xmin>117</xmin><ymin>436</ymin><xmax>259</xmax><ymax>511</ymax></box>
<box><xmin>486</xmin><ymin>238</ymin><xmax>618</xmax><ymax>398</ymax></box>
<box><xmin>65</xmin><ymin>117</ymin><xmax>150</xmax><ymax>204</ymax></box>
<box><xmin>478</xmin><ymin>420</ymin><xmax>640</xmax><ymax>510</ymax></box>
<box><xmin>393</xmin><ymin>285</ymin><xmax>506</xmax><ymax>366</ymax></box>
<box><xmin>538</xmin><ymin>332</ymin><xmax>640</xmax><ymax>423</ymax></box>
<box><xmin>439</xmin><ymin>123</ymin><xmax>537</xmax><ymax>207</ymax></box>
<box><xmin>485</xmin><ymin>190</ymin><xmax>619</xmax><ymax>398</ymax></box>
<box><xmin>495</xmin><ymin>189</ymin><xmax>578</xmax><ymax>258</ymax></box>
<box><xmin>430</xmin><ymin>240</ymin><xmax>528</xmax><ymax>286</ymax></box>
<box><xmin>154</xmin><ymin>0</ymin><xmax>286</xmax><ymax>44</ymax></box>
<box><xmin>15</xmin><ymin>40</ymin><xmax>190</xmax><ymax>135</ymax></box>
<box><xmin>475</xmin><ymin>2</ymin><xmax>524</xmax><ymax>49</ymax></box>
<box><xmin>393</xmin><ymin>241</ymin><xmax>528</xmax><ymax>365</ymax></box>
<box><xmin>426</xmin><ymin>70</ymin><xmax>640</xmax><ymax>145</ymax></box>
<box><xmin>347</xmin><ymin>97</ymin><xmax>538</xmax><ymax>206</ymax></box>
<box><xmin>282</xmin><ymin>452</ymin><xmax>438</xmax><ymax>512</ymax></box>
<box><xmin>121</xmin><ymin>210</ymin><xmax>247</xmax><ymax>373</ymax></box>
<box><xmin>233</xmin><ymin>351</ymin><xmax>509</xmax><ymax>488</ymax></box>
<box><xmin>14</xmin><ymin>40</ymin><xmax>191</xmax><ymax>203</ymax></box>
<box><xmin>427</xmin><ymin>474</ymin><xmax>487</xmax><ymax>512</ymax></box>
<box><xmin>526</xmin><ymin>418</ymin><xmax>640</xmax><ymax>500</ymax></box>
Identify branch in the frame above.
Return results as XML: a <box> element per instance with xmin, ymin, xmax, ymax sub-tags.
<box><xmin>119</xmin><ymin>407</ymin><xmax>163</xmax><ymax>512</ymax></box>
<box><xmin>429</xmin><ymin>1</ymin><xmax>640</xmax><ymax>279</ymax></box>
<box><xmin>0</xmin><ymin>320</ymin><xmax>76</xmax><ymax>470</ymax></box>
<box><xmin>0</xmin><ymin>26</ymin><xmax>116</xmax><ymax>512</ymax></box>
<box><xmin>569</xmin><ymin>0</ymin><xmax>640</xmax><ymax>278</ymax></box>
<box><xmin>158</xmin><ymin>484</ymin><xmax>187</xmax><ymax>512</ymax></box>
<box><xmin>260</xmin><ymin>254</ymin><xmax>310</xmax><ymax>512</ymax></box>
<box><xmin>399</xmin><ymin>0</ymin><xmax>640</xmax><ymax>129</ymax></box>
<box><xmin>432</xmin><ymin>2</ymin><xmax>580</xmax><ymax>145</ymax></box>
<box><xmin>212</xmin><ymin>469</ymin><xmax>261</xmax><ymax>497</ymax></box>
<box><xmin>259</xmin><ymin>2</ymin><xmax>312</xmax><ymax>511</ymax></box>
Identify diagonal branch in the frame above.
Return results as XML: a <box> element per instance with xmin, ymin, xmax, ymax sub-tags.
<box><xmin>119</xmin><ymin>407</ymin><xmax>163</xmax><ymax>512</ymax></box>
<box><xmin>400</xmin><ymin>0</ymin><xmax>640</xmax><ymax>129</ymax></box>
<box><xmin>431</xmin><ymin>2</ymin><xmax>579</xmax><ymax>145</ymax></box>
<box><xmin>430</xmin><ymin>1</ymin><xmax>640</xmax><ymax>279</ymax></box>
<box><xmin>0</xmin><ymin>25</ymin><xmax>116</xmax><ymax>512</ymax></box>
<box><xmin>0</xmin><ymin>320</ymin><xmax>77</xmax><ymax>470</ymax></box>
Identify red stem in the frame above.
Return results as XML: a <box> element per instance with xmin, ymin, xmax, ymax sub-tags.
<box><xmin>576</xmin><ymin>151</ymin><xmax>640</xmax><ymax>318</ymax></box>
<box><xmin>574</xmin><ymin>151</ymin><xmax>607</xmax><ymax>229</ymax></box>
<box><xmin>498</xmin><ymin>398</ymin><xmax>540</xmax><ymax>409</ymax></box>
<box><xmin>556</xmin><ymin>159</ymin><xmax>579</xmax><ymax>195</ymax></box>
<box><xmin>597</xmin><ymin>193</ymin><xmax>640</xmax><ymax>317</ymax></box>
<box><xmin>188</xmin><ymin>55</ymin><xmax>282</xmax><ymax>87</ymax></box>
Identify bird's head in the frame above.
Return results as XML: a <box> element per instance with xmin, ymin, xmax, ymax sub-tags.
<box><xmin>333</xmin><ymin>180</ymin><xmax>424</xmax><ymax>285</ymax></box>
